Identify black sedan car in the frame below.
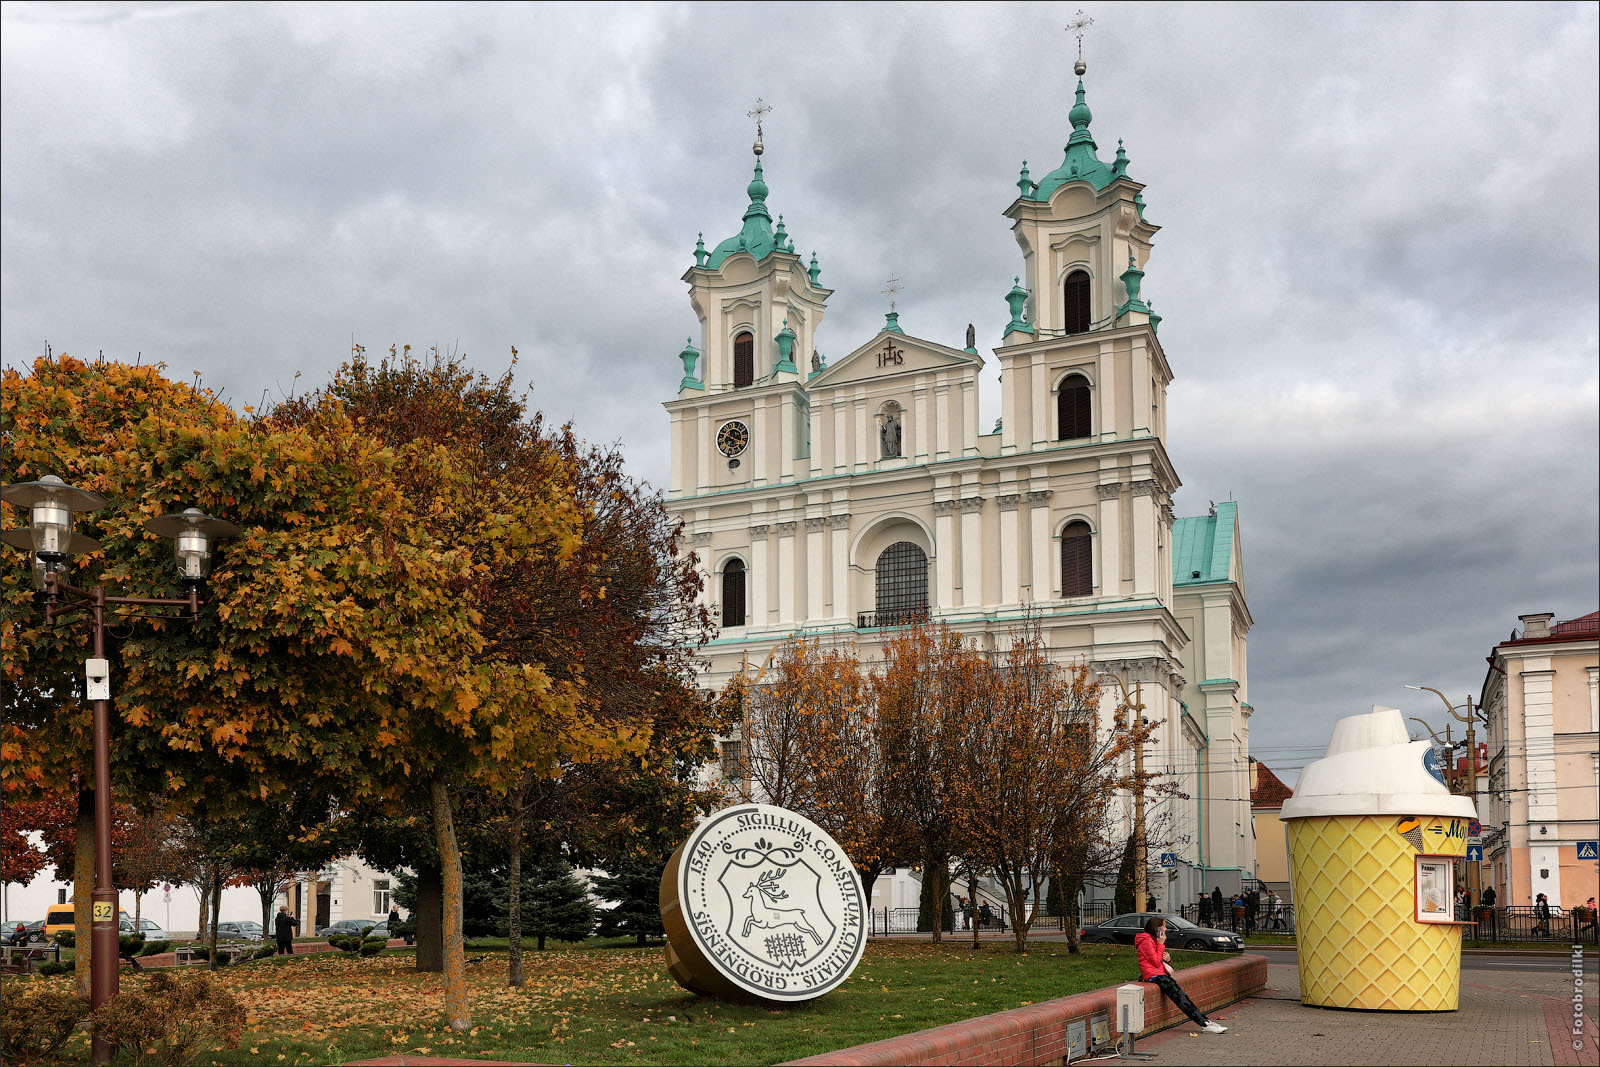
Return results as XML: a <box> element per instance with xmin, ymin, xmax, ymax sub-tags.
<box><xmin>1079</xmin><ymin>912</ymin><xmax>1244</xmax><ymax>952</ymax></box>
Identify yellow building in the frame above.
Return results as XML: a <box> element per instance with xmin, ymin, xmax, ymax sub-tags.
<box><xmin>1250</xmin><ymin>757</ymin><xmax>1292</xmax><ymax>894</ymax></box>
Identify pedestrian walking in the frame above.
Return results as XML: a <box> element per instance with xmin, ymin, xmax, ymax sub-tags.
<box><xmin>1211</xmin><ymin>886</ymin><xmax>1223</xmax><ymax>919</ymax></box>
<box><xmin>1136</xmin><ymin>917</ymin><xmax>1227</xmax><ymax>1034</ymax></box>
<box><xmin>274</xmin><ymin>904</ymin><xmax>299</xmax><ymax>955</ymax></box>
<box><xmin>1580</xmin><ymin>897</ymin><xmax>1597</xmax><ymax>936</ymax></box>
<box><xmin>1198</xmin><ymin>893</ymin><xmax>1212</xmax><ymax>926</ymax></box>
<box><xmin>1481</xmin><ymin>884</ymin><xmax>1496</xmax><ymax>908</ymax></box>
<box><xmin>979</xmin><ymin>902</ymin><xmax>993</xmax><ymax>930</ymax></box>
<box><xmin>1533</xmin><ymin>893</ymin><xmax>1552</xmax><ymax>935</ymax></box>
<box><xmin>388</xmin><ymin>905</ymin><xmax>400</xmax><ymax>929</ymax></box>
<box><xmin>1146</xmin><ymin>893</ymin><xmax>1157</xmax><ymax>913</ymax></box>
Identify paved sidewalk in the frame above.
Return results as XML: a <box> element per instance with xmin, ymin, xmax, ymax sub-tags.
<box><xmin>1131</xmin><ymin>959</ymin><xmax>1595</xmax><ymax>1066</ymax></box>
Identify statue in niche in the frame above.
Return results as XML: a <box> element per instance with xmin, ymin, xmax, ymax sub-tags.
<box><xmin>880</xmin><ymin>405</ymin><xmax>902</xmax><ymax>458</ymax></box>
<box><xmin>966</xmin><ymin>323</ymin><xmax>976</xmax><ymax>349</ymax></box>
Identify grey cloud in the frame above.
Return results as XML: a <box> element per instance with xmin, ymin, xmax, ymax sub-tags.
<box><xmin>3</xmin><ymin>1</ymin><xmax>1596</xmax><ymax>782</ymax></box>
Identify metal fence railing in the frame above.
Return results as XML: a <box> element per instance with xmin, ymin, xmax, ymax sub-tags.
<box><xmin>1177</xmin><ymin>902</ymin><xmax>1296</xmax><ymax>934</ymax></box>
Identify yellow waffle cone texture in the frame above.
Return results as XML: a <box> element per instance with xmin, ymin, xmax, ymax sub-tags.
<box><xmin>1287</xmin><ymin>815</ymin><xmax>1465</xmax><ymax>1011</ymax></box>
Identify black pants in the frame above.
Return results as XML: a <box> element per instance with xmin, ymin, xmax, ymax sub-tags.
<box><xmin>275</xmin><ymin>937</ymin><xmax>293</xmax><ymax>955</ymax></box>
<box><xmin>1147</xmin><ymin>975</ymin><xmax>1209</xmax><ymax>1027</ymax></box>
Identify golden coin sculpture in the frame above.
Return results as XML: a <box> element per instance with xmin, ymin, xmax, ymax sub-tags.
<box><xmin>660</xmin><ymin>804</ymin><xmax>867</xmax><ymax>1003</ymax></box>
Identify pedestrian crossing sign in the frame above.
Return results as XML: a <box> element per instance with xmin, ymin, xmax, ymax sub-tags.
<box><xmin>1579</xmin><ymin>841</ymin><xmax>1599</xmax><ymax>861</ymax></box>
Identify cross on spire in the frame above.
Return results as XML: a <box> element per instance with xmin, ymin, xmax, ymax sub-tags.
<box><xmin>881</xmin><ymin>274</ymin><xmax>904</xmax><ymax>312</ymax></box>
<box><xmin>747</xmin><ymin>97</ymin><xmax>771</xmax><ymax>154</ymax></box>
<box><xmin>1067</xmin><ymin>9</ymin><xmax>1093</xmax><ymax>70</ymax></box>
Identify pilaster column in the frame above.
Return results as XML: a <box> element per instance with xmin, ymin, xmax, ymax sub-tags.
<box><xmin>933</xmin><ymin>500</ymin><xmax>957</xmax><ymax>611</ymax></box>
<box><xmin>749</xmin><ymin>524</ymin><xmax>770</xmax><ymax>625</ymax></box>
<box><xmin>1030</xmin><ymin>360</ymin><xmax>1048</xmax><ymax>447</ymax></box>
<box><xmin>691</xmin><ymin>530</ymin><xmax>713</xmax><ymax>612</ymax></box>
<box><xmin>1130</xmin><ymin>479</ymin><xmax>1159</xmax><ymax>595</ymax></box>
<box><xmin>804</xmin><ymin>517</ymin><xmax>826</xmax><ymax>620</ymax></box>
<box><xmin>1095</xmin><ymin>482</ymin><xmax>1122</xmax><ymax>595</ymax></box>
<box><xmin>959</xmin><ymin>497</ymin><xmax>984</xmax><ymax>606</ymax></box>
<box><xmin>776</xmin><ymin>522</ymin><xmax>797</xmax><ymax>624</ymax></box>
<box><xmin>1027</xmin><ymin>490</ymin><xmax>1052</xmax><ymax>602</ymax></box>
<box><xmin>828</xmin><ymin>514</ymin><xmax>851</xmax><ymax>621</ymax></box>
<box><xmin>998</xmin><ymin>494</ymin><xmax>1021</xmax><ymax>605</ymax></box>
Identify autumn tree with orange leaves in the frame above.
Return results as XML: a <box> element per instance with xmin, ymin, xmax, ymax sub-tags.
<box><xmin>950</xmin><ymin>621</ymin><xmax>1155</xmax><ymax>953</ymax></box>
<box><xmin>872</xmin><ymin>622</ymin><xmax>982</xmax><ymax>944</ymax></box>
<box><xmin>739</xmin><ymin>638</ymin><xmax>908</xmax><ymax>904</ymax></box>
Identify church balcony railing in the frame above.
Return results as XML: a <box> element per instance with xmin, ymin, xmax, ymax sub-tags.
<box><xmin>856</xmin><ymin>609</ymin><xmax>926</xmax><ymax>630</ymax></box>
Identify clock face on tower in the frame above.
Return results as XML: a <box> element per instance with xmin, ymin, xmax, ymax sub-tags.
<box><xmin>716</xmin><ymin>420</ymin><xmax>750</xmax><ymax>458</ymax></box>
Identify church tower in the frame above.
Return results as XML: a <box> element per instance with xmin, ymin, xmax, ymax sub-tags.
<box><xmin>666</xmin><ymin>117</ymin><xmax>832</xmax><ymax>498</ymax></box>
<box><xmin>663</xmin><ymin>55</ymin><xmax>1255</xmax><ymax>912</ymax></box>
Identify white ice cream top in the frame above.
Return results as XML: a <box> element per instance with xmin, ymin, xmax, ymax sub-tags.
<box><xmin>1280</xmin><ymin>705</ymin><xmax>1477</xmax><ymax>821</ymax></box>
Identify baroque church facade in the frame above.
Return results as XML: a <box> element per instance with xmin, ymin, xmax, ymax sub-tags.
<box><xmin>664</xmin><ymin>69</ymin><xmax>1257</xmax><ymax>912</ymax></box>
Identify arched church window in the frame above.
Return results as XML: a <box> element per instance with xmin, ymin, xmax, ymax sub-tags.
<box><xmin>1063</xmin><ymin>270</ymin><xmax>1091</xmax><ymax>334</ymax></box>
<box><xmin>875</xmin><ymin>541</ymin><xmax>928</xmax><ymax>625</ymax></box>
<box><xmin>721</xmin><ymin>559</ymin><xmax>746</xmax><ymax>627</ymax></box>
<box><xmin>1061</xmin><ymin>521</ymin><xmax>1092</xmax><ymax>597</ymax></box>
<box><xmin>733</xmin><ymin>332</ymin><xmax>754</xmax><ymax>388</ymax></box>
<box><xmin>1057</xmin><ymin>374</ymin><xmax>1091</xmax><ymax>441</ymax></box>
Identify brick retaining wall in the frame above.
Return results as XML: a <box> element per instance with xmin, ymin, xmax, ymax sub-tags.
<box><xmin>784</xmin><ymin>954</ymin><xmax>1268</xmax><ymax>1066</ymax></box>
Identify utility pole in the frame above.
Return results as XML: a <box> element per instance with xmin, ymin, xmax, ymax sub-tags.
<box><xmin>1407</xmin><ymin>685</ymin><xmax>1484</xmax><ymax>902</ymax></box>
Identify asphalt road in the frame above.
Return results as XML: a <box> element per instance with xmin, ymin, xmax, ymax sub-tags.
<box><xmin>1247</xmin><ymin>943</ymin><xmax>1587</xmax><ymax>973</ymax></box>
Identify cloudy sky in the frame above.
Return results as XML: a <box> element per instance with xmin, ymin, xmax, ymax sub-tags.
<box><xmin>4</xmin><ymin>1</ymin><xmax>1597</xmax><ymax>783</ymax></box>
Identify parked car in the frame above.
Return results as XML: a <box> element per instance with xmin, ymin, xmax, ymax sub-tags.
<box><xmin>215</xmin><ymin>921</ymin><xmax>265</xmax><ymax>941</ymax></box>
<box><xmin>134</xmin><ymin>919</ymin><xmax>167</xmax><ymax>940</ymax></box>
<box><xmin>1079</xmin><ymin>912</ymin><xmax>1244</xmax><ymax>952</ymax></box>
<box><xmin>21</xmin><ymin>920</ymin><xmax>48</xmax><ymax>944</ymax></box>
<box><xmin>319</xmin><ymin>919</ymin><xmax>378</xmax><ymax>938</ymax></box>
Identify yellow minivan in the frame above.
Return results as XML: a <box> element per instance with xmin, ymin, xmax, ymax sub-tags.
<box><xmin>43</xmin><ymin>903</ymin><xmax>75</xmax><ymax>938</ymax></box>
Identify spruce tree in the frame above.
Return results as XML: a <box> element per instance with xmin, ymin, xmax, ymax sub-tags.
<box><xmin>593</xmin><ymin>860</ymin><xmax>665</xmax><ymax>945</ymax></box>
<box><xmin>516</xmin><ymin>861</ymin><xmax>596</xmax><ymax>950</ymax></box>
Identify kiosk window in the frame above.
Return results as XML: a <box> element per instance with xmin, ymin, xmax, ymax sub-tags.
<box><xmin>1415</xmin><ymin>857</ymin><xmax>1454</xmax><ymax>923</ymax></box>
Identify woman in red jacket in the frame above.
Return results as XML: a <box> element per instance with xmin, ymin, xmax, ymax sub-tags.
<box><xmin>1136</xmin><ymin>916</ymin><xmax>1227</xmax><ymax>1033</ymax></box>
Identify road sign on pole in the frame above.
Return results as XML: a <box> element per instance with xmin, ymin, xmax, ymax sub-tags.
<box><xmin>1578</xmin><ymin>841</ymin><xmax>1598</xmax><ymax>861</ymax></box>
<box><xmin>1465</xmin><ymin>845</ymin><xmax>1483</xmax><ymax>863</ymax></box>
<box><xmin>1159</xmin><ymin>852</ymin><xmax>1177</xmax><ymax>868</ymax></box>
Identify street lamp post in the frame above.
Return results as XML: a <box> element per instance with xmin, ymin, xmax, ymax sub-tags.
<box><xmin>1099</xmin><ymin>670</ymin><xmax>1151</xmax><ymax>912</ymax></box>
<box><xmin>1406</xmin><ymin>684</ymin><xmax>1486</xmax><ymax>901</ymax></box>
<box><xmin>2</xmin><ymin>476</ymin><xmax>235</xmax><ymax>1065</ymax></box>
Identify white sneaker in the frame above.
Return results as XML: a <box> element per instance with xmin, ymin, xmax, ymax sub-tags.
<box><xmin>1203</xmin><ymin>1022</ymin><xmax>1228</xmax><ymax>1034</ymax></box>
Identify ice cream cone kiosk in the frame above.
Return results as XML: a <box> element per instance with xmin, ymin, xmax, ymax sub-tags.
<box><xmin>1281</xmin><ymin>706</ymin><xmax>1477</xmax><ymax>1011</ymax></box>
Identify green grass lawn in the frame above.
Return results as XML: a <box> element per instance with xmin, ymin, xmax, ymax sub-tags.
<box><xmin>5</xmin><ymin>937</ymin><xmax>1213</xmax><ymax>1065</ymax></box>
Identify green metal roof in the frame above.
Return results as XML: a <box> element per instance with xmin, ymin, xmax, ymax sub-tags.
<box><xmin>702</xmin><ymin>158</ymin><xmax>795</xmax><ymax>270</ymax></box>
<box><xmin>1173</xmin><ymin>501</ymin><xmax>1237</xmax><ymax>585</ymax></box>
<box><xmin>1023</xmin><ymin>78</ymin><xmax>1130</xmax><ymax>201</ymax></box>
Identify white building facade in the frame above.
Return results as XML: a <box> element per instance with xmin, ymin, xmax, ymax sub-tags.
<box><xmin>665</xmin><ymin>70</ymin><xmax>1255</xmax><ymax>913</ymax></box>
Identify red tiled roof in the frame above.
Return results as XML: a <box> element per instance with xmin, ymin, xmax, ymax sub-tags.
<box><xmin>1250</xmin><ymin>758</ymin><xmax>1293</xmax><ymax>809</ymax></box>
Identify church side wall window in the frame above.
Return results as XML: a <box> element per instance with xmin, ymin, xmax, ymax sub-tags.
<box><xmin>1058</xmin><ymin>374</ymin><xmax>1092</xmax><ymax>440</ymax></box>
<box><xmin>1061</xmin><ymin>521</ymin><xmax>1092</xmax><ymax>597</ymax></box>
<box><xmin>733</xmin><ymin>331</ymin><xmax>754</xmax><ymax>388</ymax></box>
<box><xmin>721</xmin><ymin>559</ymin><xmax>747</xmax><ymax>627</ymax></box>
<box><xmin>875</xmin><ymin>541</ymin><xmax>928</xmax><ymax>624</ymax></box>
<box><xmin>1063</xmin><ymin>270</ymin><xmax>1091</xmax><ymax>334</ymax></box>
